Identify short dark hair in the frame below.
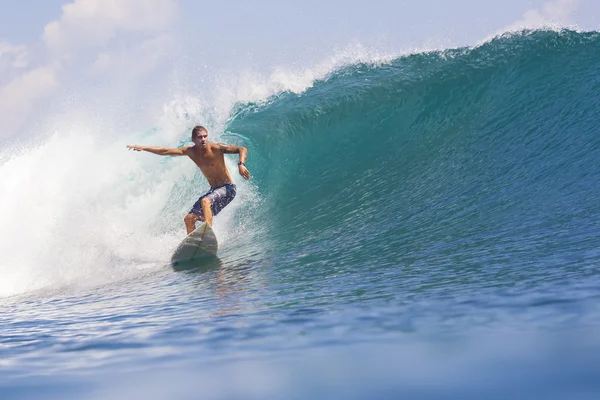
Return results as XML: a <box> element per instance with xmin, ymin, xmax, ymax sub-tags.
<box><xmin>191</xmin><ymin>125</ymin><xmax>208</xmax><ymax>140</ymax></box>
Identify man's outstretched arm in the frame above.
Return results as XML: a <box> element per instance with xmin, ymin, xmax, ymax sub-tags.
<box><xmin>218</xmin><ymin>143</ymin><xmax>251</xmax><ymax>180</ymax></box>
<box><xmin>127</xmin><ymin>145</ymin><xmax>189</xmax><ymax>156</ymax></box>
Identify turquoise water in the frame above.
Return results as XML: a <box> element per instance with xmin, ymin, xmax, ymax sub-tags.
<box><xmin>2</xmin><ymin>29</ymin><xmax>600</xmax><ymax>399</ymax></box>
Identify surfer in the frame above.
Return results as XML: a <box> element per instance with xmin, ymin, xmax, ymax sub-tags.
<box><xmin>127</xmin><ymin>126</ymin><xmax>250</xmax><ymax>234</ymax></box>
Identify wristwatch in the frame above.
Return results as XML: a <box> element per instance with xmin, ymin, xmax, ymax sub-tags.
<box><xmin>238</xmin><ymin>161</ymin><xmax>245</xmax><ymax>166</ymax></box>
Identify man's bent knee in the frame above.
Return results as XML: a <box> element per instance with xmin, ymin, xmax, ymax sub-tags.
<box><xmin>184</xmin><ymin>213</ymin><xmax>198</xmax><ymax>224</ymax></box>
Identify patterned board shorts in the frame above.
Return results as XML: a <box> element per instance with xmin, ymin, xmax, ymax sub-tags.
<box><xmin>189</xmin><ymin>184</ymin><xmax>237</xmax><ymax>220</ymax></box>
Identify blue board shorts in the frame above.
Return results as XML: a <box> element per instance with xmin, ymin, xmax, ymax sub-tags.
<box><xmin>189</xmin><ymin>184</ymin><xmax>237</xmax><ymax>220</ymax></box>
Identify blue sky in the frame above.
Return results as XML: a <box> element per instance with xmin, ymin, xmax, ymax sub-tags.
<box><xmin>0</xmin><ymin>0</ymin><xmax>598</xmax><ymax>141</ymax></box>
<box><xmin>2</xmin><ymin>1</ymin><xmax>598</xmax><ymax>46</ymax></box>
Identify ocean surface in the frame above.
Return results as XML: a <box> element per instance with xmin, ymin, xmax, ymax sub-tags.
<box><xmin>2</xmin><ymin>29</ymin><xmax>600</xmax><ymax>399</ymax></box>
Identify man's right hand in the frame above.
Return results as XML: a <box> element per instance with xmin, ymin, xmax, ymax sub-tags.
<box><xmin>127</xmin><ymin>145</ymin><xmax>144</xmax><ymax>151</ymax></box>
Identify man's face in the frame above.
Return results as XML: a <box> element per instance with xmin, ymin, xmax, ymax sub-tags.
<box><xmin>194</xmin><ymin>131</ymin><xmax>208</xmax><ymax>148</ymax></box>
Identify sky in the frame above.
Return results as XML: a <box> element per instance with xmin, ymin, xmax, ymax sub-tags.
<box><xmin>0</xmin><ymin>0</ymin><xmax>598</xmax><ymax>142</ymax></box>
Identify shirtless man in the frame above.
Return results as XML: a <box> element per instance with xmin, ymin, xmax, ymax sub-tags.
<box><xmin>127</xmin><ymin>126</ymin><xmax>250</xmax><ymax>234</ymax></box>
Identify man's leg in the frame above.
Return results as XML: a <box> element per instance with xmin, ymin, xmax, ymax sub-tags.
<box><xmin>203</xmin><ymin>185</ymin><xmax>236</xmax><ymax>227</ymax></box>
<box><xmin>186</xmin><ymin>190</ymin><xmax>212</xmax><ymax>233</ymax></box>
<box><xmin>184</xmin><ymin>213</ymin><xmax>200</xmax><ymax>234</ymax></box>
<box><xmin>193</xmin><ymin>184</ymin><xmax>235</xmax><ymax>230</ymax></box>
<box><xmin>201</xmin><ymin>197</ymin><xmax>213</xmax><ymax>227</ymax></box>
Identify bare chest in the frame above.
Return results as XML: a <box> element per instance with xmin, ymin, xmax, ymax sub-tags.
<box><xmin>189</xmin><ymin>150</ymin><xmax>225</xmax><ymax>170</ymax></box>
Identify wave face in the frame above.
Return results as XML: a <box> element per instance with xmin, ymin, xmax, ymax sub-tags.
<box><xmin>227</xmin><ymin>30</ymin><xmax>600</xmax><ymax>287</ymax></box>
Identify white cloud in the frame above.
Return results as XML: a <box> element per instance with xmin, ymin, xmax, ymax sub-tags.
<box><xmin>0</xmin><ymin>41</ymin><xmax>29</xmax><ymax>71</ymax></box>
<box><xmin>0</xmin><ymin>67</ymin><xmax>57</xmax><ymax>136</ymax></box>
<box><xmin>499</xmin><ymin>0</ymin><xmax>581</xmax><ymax>34</ymax></box>
<box><xmin>0</xmin><ymin>0</ymin><xmax>179</xmax><ymax>141</ymax></box>
<box><xmin>43</xmin><ymin>0</ymin><xmax>178</xmax><ymax>56</ymax></box>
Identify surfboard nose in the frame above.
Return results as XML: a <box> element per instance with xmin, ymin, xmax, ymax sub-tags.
<box><xmin>171</xmin><ymin>222</ymin><xmax>218</xmax><ymax>264</ymax></box>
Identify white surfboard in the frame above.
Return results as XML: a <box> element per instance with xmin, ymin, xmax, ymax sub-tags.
<box><xmin>171</xmin><ymin>222</ymin><xmax>218</xmax><ymax>264</ymax></box>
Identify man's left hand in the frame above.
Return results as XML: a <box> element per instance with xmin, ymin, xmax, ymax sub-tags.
<box><xmin>239</xmin><ymin>164</ymin><xmax>251</xmax><ymax>180</ymax></box>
